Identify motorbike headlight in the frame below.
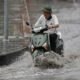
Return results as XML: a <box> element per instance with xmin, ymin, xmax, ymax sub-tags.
<box><xmin>31</xmin><ymin>45</ymin><xmax>35</xmax><ymax>52</ymax></box>
<box><xmin>42</xmin><ymin>42</ymin><xmax>48</xmax><ymax>50</ymax></box>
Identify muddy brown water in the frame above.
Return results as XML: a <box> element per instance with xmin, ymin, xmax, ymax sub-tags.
<box><xmin>0</xmin><ymin>0</ymin><xmax>80</xmax><ymax>80</ymax></box>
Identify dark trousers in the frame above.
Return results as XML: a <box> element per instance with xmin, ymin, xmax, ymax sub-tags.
<box><xmin>49</xmin><ymin>33</ymin><xmax>58</xmax><ymax>52</ymax></box>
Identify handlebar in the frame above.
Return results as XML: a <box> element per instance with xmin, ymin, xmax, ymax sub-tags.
<box><xmin>32</xmin><ymin>25</ymin><xmax>57</xmax><ymax>34</ymax></box>
<box><xmin>32</xmin><ymin>26</ymin><xmax>48</xmax><ymax>33</ymax></box>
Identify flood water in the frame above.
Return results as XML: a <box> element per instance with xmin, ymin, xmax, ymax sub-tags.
<box><xmin>0</xmin><ymin>0</ymin><xmax>80</xmax><ymax>80</ymax></box>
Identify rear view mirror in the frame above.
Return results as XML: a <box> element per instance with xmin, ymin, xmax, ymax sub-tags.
<box><xmin>26</xmin><ymin>21</ymin><xmax>30</xmax><ymax>26</ymax></box>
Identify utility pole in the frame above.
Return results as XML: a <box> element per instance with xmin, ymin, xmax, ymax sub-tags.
<box><xmin>3</xmin><ymin>0</ymin><xmax>8</xmax><ymax>41</ymax></box>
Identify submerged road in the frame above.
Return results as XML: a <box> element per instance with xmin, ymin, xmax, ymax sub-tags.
<box><xmin>0</xmin><ymin>0</ymin><xmax>80</xmax><ymax>80</ymax></box>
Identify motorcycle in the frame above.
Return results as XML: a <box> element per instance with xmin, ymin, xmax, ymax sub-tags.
<box><xmin>30</xmin><ymin>25</ymin><xmax>64</xmax><ymax>67</ymax></box>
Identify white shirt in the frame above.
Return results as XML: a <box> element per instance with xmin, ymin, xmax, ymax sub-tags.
<box><xmin>34</xmin><ymin>14</ymin><xmax>59</xmax><ymax>28</ymax></box>
<box><xmin>33</xmin><ymin>14</ymin><xmax>61</xmax><ymax>38</ymax></box>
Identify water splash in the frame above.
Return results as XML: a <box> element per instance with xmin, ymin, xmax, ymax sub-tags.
<box><xmin>34</xmin><ymin>51</ymin><xmax>65</xmax><ymax>68</ymax></box>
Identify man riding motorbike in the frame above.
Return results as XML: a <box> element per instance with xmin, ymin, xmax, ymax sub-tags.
<box><xmin>30</xmin><ymin>6</ymin><xmax>64</xmax><ymax>66</ymax></box>
<box><xmin>33</xmin><ymin>6</ymin><xmax>62</xmax><ymax>53</ymax></box>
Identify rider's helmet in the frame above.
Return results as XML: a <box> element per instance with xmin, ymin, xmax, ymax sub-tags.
<box><xmin>42</xmin><ymin>6</ymin><xmax>52</xmax><ymax>13</ymax></box>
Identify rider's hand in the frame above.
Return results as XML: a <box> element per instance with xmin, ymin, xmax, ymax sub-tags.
<box><xmin>48</xmin><ymin>24</ymin><xmax>59</xmax><ymax>29</ymax></box>
<box><xmin>48</xmin><ymin>25</ymin><xmax>53</xmax><ymax>29</ymax></box>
